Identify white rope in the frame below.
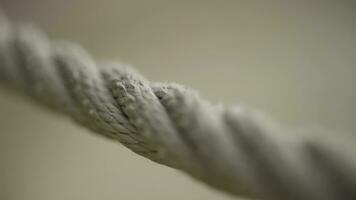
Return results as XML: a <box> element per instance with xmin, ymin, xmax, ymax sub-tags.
<box><xmin>1</xmin><ymin>13</ymin><xmax>356</xmax><ymax>200</ymax></box>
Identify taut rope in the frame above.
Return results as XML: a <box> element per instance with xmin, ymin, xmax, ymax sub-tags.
<box><xmin>1</xmin><ymin>13</ymin><xmax>356</xmax><ymax>200</ymax></box>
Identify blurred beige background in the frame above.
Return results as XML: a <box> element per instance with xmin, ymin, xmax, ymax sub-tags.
<box><xmin>0</xmin><ymin>0</ymin><xmax>355</xmax><ymax>199</ymax></box>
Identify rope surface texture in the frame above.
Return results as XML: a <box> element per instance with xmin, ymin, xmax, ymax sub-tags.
<box><xmin>1</xmin><ymin>13</ymin><xmax>356</xmax><ymax>200</ymax></box>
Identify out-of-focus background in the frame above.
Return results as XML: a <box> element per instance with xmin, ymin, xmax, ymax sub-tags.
<box><xmin>0</xmin><ymin>1</ymin><xmax>355</xmax><ymax>200</ymax></box>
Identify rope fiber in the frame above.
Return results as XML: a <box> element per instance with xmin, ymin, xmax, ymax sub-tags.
<box><xmin>1</xmin><ymin>13</ymin><xmax>356</xmax><ymax>200</ymax></box>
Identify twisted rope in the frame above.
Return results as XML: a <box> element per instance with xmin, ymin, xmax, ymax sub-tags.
<box><xmin>1</xmin><ymin>13</ymin><xmax>356</xmax><ymax>200</ymax></box>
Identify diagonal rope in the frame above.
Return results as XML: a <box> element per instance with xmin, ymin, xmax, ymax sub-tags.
<box><xmin>0</xmin><ymin>13</ymin><xmax>356</xmax><ymax>200</ymax></box>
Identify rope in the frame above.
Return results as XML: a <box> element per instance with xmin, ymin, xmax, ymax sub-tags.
<box><xmin>1</xmin><ymin>13</ymin><xmax>356</xmax><ymax>200</ymax></box>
